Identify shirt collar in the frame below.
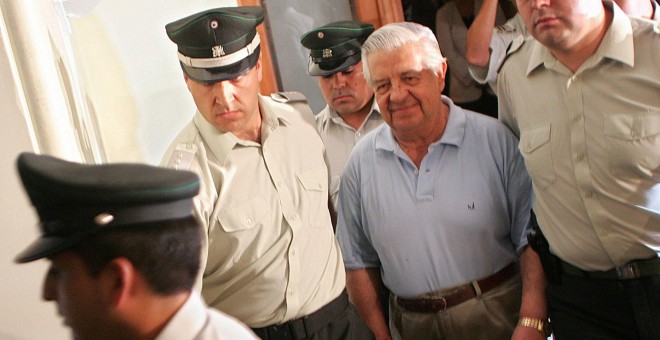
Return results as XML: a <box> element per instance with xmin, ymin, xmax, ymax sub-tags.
<box><xmin>527</xmin><ymin>1</ymin><xmax>634</xmax><ymax>75</ymax></box>
<box><xmin>374</xmin><ymin>96</ymin><xmax>465</xmax><ymax>152</ymax></box>
<box><xmin>324</xmin><ymin>98</ymin><xmax>381</xmax><ymax>126</ymax></box>
<box><xmin>155</xmin><ymin>293</ymin><xmax>207</xmax><ymax>340</ymax></box>
<box><xmin>194</xmin><ymin>95</ymin><xmax>289</xmax><ymax>164</ymax></box>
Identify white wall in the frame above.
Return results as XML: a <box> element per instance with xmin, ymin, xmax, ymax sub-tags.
<box><xmin>0</xmin><ymin>1</ymin><xmax>235</xmax><ymax>338</ymax></box>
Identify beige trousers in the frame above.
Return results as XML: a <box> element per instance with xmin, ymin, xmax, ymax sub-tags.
<box><xmin>390</xmin><ymin>273</ymin><xmax>522</xmax><ymax>340</ymax></box>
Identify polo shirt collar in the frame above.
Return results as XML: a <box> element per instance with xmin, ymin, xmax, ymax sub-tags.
<box><xmin>527</xmin><ymin>1</ymin><xmax>634</xmax><ymax>75</ymax></box>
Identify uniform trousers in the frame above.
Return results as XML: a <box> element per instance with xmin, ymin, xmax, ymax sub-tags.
<box><xmin>548</xmin><ymin>271</ymin><xmax>660</xmax><ymax>339</ymax></box>
<box><xmin>389</xmin><ymin>273</ymin><xmax>521</xmax><ymax>340</ymax></box>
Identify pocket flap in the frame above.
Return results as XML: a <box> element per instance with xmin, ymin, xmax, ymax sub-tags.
<box><xmin>519</xmin><ymin>125</ymin><xmax>551</xmax><ymax>154</ymax></box>
<box><xmin>218</xmin><ymin>196</ymin><xmax>269</xmax><ymax>232</ymax></box>
<box><xmin>604</xmin><ymin>113</ymin><xmax>660</xmax><ymax>141</ymax></box>
<box><xmin>296</xmin><ymin>167</ymin><xmax>326</xmax><ymax>192</ymax></box>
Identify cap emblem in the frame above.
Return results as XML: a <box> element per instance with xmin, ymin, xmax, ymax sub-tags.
<box><xmin>322</xmin><ymin>48</ymin><xmax>332</xmax><ymax>58</ymax></box>
<box><xmin>94</xmin><ymin>213</ymin><xmax>114</xmax><ymax>225</ymax></box>
<box><xmin>317</xmin><ymin>31</ymin><xmax>324</xmax><ymax>39</ymax></box>
<box><xmin>212</xmin><ymin>45</ymin><xmax>225</xmax><ymax>57</ymax></box>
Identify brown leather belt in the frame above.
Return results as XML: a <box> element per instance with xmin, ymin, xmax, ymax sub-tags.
<box><xmin>396</xmin><ymin>262</ymin><xmax>518</xmax><ymax>313</ymax></box>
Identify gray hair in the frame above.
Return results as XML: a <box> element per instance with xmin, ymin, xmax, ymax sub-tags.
<box><xmin>361</xmin><ymin>22</ymin><xmax>446</xmax><ymax>85</ymax></box>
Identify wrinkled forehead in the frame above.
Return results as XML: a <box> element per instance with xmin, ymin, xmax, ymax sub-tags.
<box><xmin>367</xmin><ymin>44</ymin><xmax>426</xmax><ymax>78</ymax></box>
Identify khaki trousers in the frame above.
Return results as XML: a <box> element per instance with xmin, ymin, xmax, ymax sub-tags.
<box><xmin>390</xmin><ymin>273</ymin><xmax>521</xmax><ymax>340</ymax></box>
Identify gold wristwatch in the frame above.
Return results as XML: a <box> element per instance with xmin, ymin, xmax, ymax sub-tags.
<box><xmin>518</xmin><ymin>317</ymin><xmax>552</xmax><ymax>337</ymax></box>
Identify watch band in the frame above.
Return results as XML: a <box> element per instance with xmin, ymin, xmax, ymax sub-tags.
<box><xmin>518</xmin><ymin>317</ymin><xmax>552</xmax><ymax>336</ymax></box>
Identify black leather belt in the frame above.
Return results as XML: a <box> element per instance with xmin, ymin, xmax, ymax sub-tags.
<box><xmin>561</xmin><ymin>256</ymin><xmax>660</xmax><ymax>280</ymax></box>
<box><xmin>251</xmin><ymin>290</ymin><xmax>349</xmax><ymax>340</ymax></box>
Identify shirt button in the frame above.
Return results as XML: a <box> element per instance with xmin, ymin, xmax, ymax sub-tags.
<box><xmin>584</xmin><ymin>191</ymin><xmax>593</xmax><ymax>198</ymax></box>
<box><xmin>573</xmin><ymin>115</ymin><xmax>582</xmax><ymax>122</ymax></box>
<box><xmin>246</xmin><ymin>218</ymin><xmax>252</xmax><ymax>225</ymax></box>
<box><xmin>630</xmin><ymin>130</ymin><xmax>638</xmax><ymax>138</ymax></box>
<box><xmin>356</xmin><ymin>131</ymin><xmax>362</xmax><ymax>137</ymax></box>
<box><xmin>576</xmin><ymin>153</ymin><xmax>585</xmax><ymax>161</ymax></box>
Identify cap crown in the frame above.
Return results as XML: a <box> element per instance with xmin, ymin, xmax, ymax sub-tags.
<box><xmin>15</xmin><ymin>153</ymin><xmax>200</xmax><ymax>263</ymax></box>
<box><xmin>300</xmin><ymin>21</ymin><xmax>374</xmax><ymax>76</ymax></box>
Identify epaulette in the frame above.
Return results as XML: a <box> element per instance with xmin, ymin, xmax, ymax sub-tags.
<box><xmin>165</xmin><ymin>144</ymin><xmax>198</xmax><ymax>171</ymax></box>
<box><xmin>495</xmin><ymin>23</ymin><xmax>517</xmax><ymax>34</ymax></box>
<box><xmin>270</xmin><ymin>91</ymin><xmax>308</xmax><ymax>103</ymax></box>
<box><xmin>497</xmin><ymin>35</ymin><xmax>526</xmax><ymax>74</ymax></box>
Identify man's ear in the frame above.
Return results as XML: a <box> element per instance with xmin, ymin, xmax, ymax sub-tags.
<box><xmin>437</xmin><ymin>61</ymin><xmax>448</xmax><ymax>92</ymax></box>
<box><xmin>99</xmin><ymin>258</ymin><xmax>137</xmax><ymax>308</ymax></box>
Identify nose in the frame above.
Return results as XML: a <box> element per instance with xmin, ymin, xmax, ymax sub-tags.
<box><xmin>389</xmin><ymin>80</ymin><xmax>408</xmax><ymax>103</ymax></box>
<box><xmin>529</xmin><ymin>0</ymin><xmax>549</xmax><ymax>9</ymax></box>
<box><xmin>332</xmin><ymin>72</ymin><xmax>348</xmax><ymax>88</ymax></box>
<box><xmin>212</xmin><ymin>80</ymin><xmax>235</xmax><ymax>106</ymax></box>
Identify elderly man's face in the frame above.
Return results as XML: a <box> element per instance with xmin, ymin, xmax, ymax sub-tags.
<box><xmin>43</xmin><ymin>252</ymin><xmax>108</xmax><ymax>340</ymax></box>
<box><xmin>185</xmin><ymin>60</ymin><xmax>263</xmax><ymax>140</ymax></box>
<box><xmin>367</xmin><ymin>42</ymin><xmax>445</xmax><ymax>135</ymax></box>
<box><xmin>317</xmin><ymin>61</ymin><xmax>374</xmax><ymax>116</ymax></box>
<box><xmin>516</xmin><ymin>0</ymin><xmax>604</xmax><ymax>52</ymax></box>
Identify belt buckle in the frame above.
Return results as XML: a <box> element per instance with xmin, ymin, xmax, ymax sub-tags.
<box><xmin>615</xmin><ymin>262</ymin><xmax>639</xmax><ymax>280</ymax></box>
<box><xmin>432</xmin><ymin>296</ymin><xmax>448</xmax><ymax>312</ymax></box>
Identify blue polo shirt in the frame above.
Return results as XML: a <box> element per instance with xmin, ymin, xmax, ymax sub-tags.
<box><xmin>336</xmin><ymin>96</ymin><xmax>533</xmax><ymax>298</ymax></box>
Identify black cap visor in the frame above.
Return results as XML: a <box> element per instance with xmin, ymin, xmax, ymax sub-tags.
<box><xmin>15</xmin><ymin>229</ymin><xmax>97</xmax><ymax>263</ymax></box>
<box><xmin>308</xmin><ymin>53</ymin><xmax>361</xmax><ymax>77</ymax></box>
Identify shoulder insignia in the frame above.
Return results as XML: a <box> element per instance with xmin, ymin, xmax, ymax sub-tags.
<box><xmin>270</xmin><ymin>91</ymin><xmax>308</xmax><ymax>103</ymax></box>
<box><xmin>495</xmin><ymin>23</ymin><xmax>516</xmax><ymax>34</ymax></box>
<box><xmin>166</xmin><ymin>144</ymin><xmax>198</xmax><ymax>170</ymax></box>
<box><xmin>497</xmin><ymin>35</ymin><xmax>526</xmax><ymax>74</ymax></box>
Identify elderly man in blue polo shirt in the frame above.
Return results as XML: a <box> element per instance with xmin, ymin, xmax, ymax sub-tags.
<box><xmin>336</xmin><ymin>22</ymin><xmax>547</xmax><ymax>340</ymax></box>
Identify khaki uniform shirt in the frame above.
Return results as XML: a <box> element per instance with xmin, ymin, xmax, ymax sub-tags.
<box><xmin>162</xmin><ymin>95</ymin><xmax>345</xmax><ymax>327</ymax></box>
<box><xmin>497</xmin><ymin>2</ymin><xmax>660</xmax><ymax>271</ymax></box>
<box><xmin>315</xmin><ymin>100</ymin><xmax>383</xmax><ymax>209</ymax></box>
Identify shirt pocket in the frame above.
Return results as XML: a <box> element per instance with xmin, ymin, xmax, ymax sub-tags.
<box><xmin>296</xmin><ymin>166</ymin><xmax>329</xmax><ymax>228</ymax></box>
<box><xmin>604</xmin><ymin>112</ymin><xmax>660</xmax><ymax>177</ymax></box>
<box><xmin>217</xmin><ymin>196</ymin><xmax>270</xmax><ymax>233</ymax></box>
<box><xmin>519</xmin><ymin>124</ymin><xmax>556</xmax><ymax>190</ymax></box>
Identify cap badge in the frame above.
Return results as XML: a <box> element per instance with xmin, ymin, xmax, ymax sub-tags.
<box><xmin>322</xmin><ymin>48</ymin><xmax>332</xmax><ymax>58</ymax></box>
<box><xmin>212</xmin><ymin>45</ymin><xmax>225</xmax><ymax>57</ymax></box>
<box><xmin>317</xmin><ymin>31</ymin><xmax>324</xmax><ymax>39</ymax></box>
<box><xmin>94</xmin><ymin>213</ymin><xmax>114</xmax><ymax>225</ymax></box>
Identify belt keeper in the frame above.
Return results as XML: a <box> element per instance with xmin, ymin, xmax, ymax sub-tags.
<box><xmin>471</xmin><ymin>281</ymin><xmax>482</xmax><ymax>297</ymax></box>
<box><xmin>615</xmin><ymin>262</ymin><xmax>640</xmax><ymax>280</ymax></box>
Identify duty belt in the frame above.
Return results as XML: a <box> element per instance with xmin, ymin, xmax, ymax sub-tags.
<box><xmin>561</xmin><ymin>256</ymin><xmax>660</xmax><ymax>280</ymax></box>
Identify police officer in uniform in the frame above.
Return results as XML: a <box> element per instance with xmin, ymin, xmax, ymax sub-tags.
<box><xmin>161</xmin><ymin>6</ymin><xmax>373</xmax><ymax>340</ymax></box>
<box><xmin>14</xmin><ymin>152</ymin><xmax>258</xmax><ymax>339</ymax></box>
<box><xmin>300</xmin><ymin>21</ymin><xmax>384</xmax><ymax>214</ymax></box>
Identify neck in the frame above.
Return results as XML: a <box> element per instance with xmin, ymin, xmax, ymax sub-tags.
<box><xmin>394</xmin><ymin>104</ymin><xmax>449</xmax><ymax>168</ymax></box>
<box><xmin>338</xmin><ymin>97</ymin><xmax>374</xmax><ymax>130</ymax></box>
<box><xmin>235</xmin><ymin>109</ymin><xmax>263</xmax><ymax>143</ymax></box>
<box><xmin>126</xmin><ymin>292</ymin><xmax>190</xmax><ymax>340</ymax></box>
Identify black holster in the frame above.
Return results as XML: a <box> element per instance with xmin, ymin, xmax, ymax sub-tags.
<box><xmin>527</xmin><ymin>210</ymin><xmax>563</xmax><ymax>285</ymax></box>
